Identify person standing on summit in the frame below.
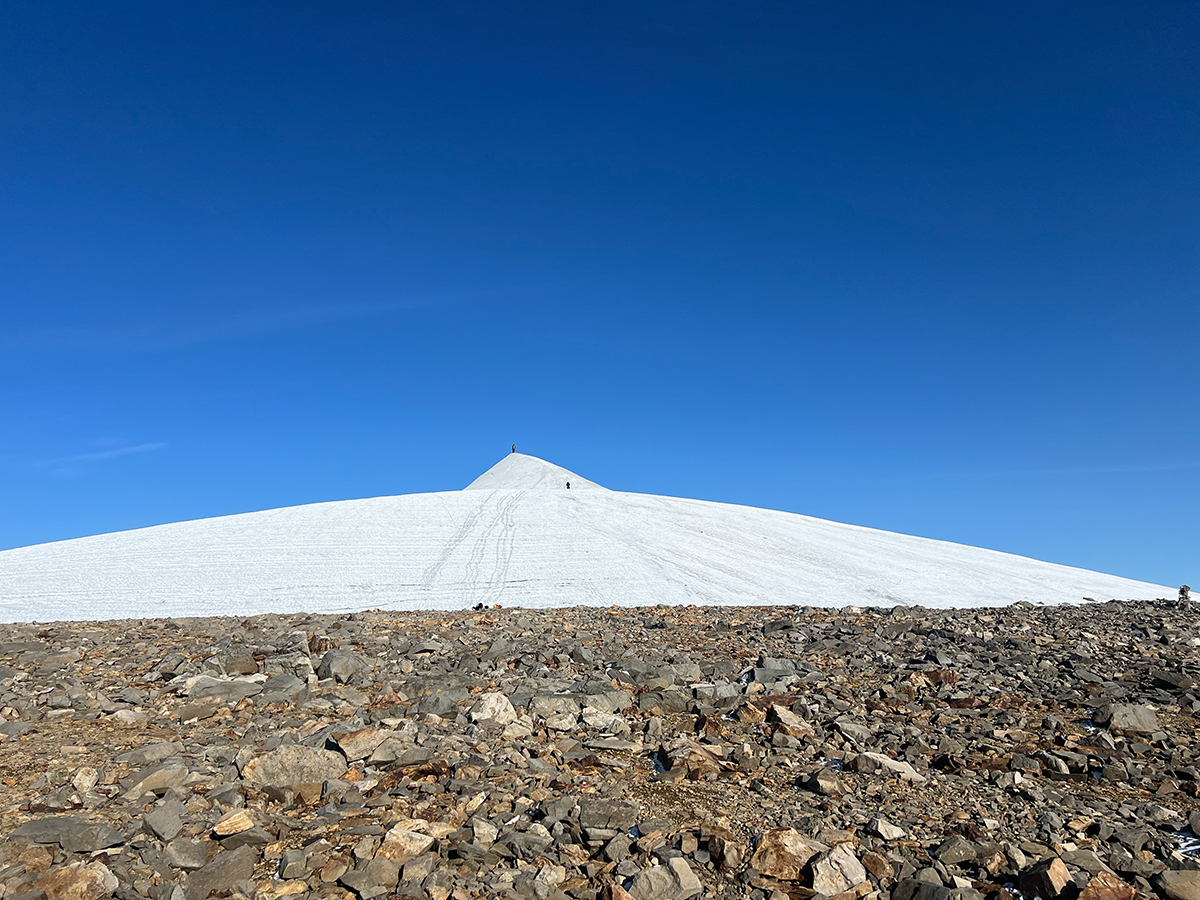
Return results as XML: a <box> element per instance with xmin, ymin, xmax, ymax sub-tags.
<box><xmin>512</xmin><ymin>444</ymin><xmax>516</xmax><ymax>454</ymax></box>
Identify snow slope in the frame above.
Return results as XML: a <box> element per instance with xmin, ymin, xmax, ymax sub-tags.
<box><xmin>465</xmin><ymin>454</ymin><xmax>600</xmax><ymax>491</ymax></box>
<box><xmin>0</xmin><ymin>453</ymin><xmax>1173</xmax><ymax>622</ymax></box>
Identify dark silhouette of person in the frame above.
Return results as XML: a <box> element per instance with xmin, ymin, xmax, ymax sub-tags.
<box><xmin>566</xmin><ymin>482</ymin><xmax>570</xmax><ymax>489</ymax></box>
<box><xmin>511</xmin><ymin>444</ymin><xmax>516</xmax><ymax>454</ymax></box>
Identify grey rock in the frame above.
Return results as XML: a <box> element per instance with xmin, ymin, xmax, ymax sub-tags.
<box><xmin>935</xmin><ymin>834</ymin><xmax>978</xmax><ymax>866</ymax></box>
<box><xmin>837</xmin><ymin>720</ymin><xmax>873</xmax><ymax>743</ymax></box>
<box><xmin>1151</xmin><ymin>668</ymin><xmax>1196</xmax><ymax>691</ymax></box>
<box><xmin>407</xmin><ymin>639</ymin><xmax>442</xmax><ymax>655</ymax></box>
<box><xmin>186</xmin><ymin>675</ymin><xmax>262</xmax><ymax>702</ymax></box>
<box><xmin>166</xmin><ymin>838</ymin><xmax>210</xmax><ymax>870</ymax></box>
<box><xmin>1157</xmin><ymin>871</ymin><xmax>1200</xmax><ymax>900</ymax></box>
<box><xmin>216</xmin><ymin>647</ymin><xmax>258</xmax><ymax>675</ymax></box>
<box><xmin>340</xmin><ymin>857</ymin><xmax>400</xmax><ymax>898</ymax></box>
<box><xmin>469</xmin><ymin>692</ymin><xmax>517</xmax><ymax>725</ymax></box>
<box><xmin>868</xmin><ymin>817</ymin><xmax>907</xmax><ymax>840</ymax></box>
<box><xmin>122</xmin><ymin>741</ymin><xmax>184</xmax><ymax>767</ymax></box>
<box><xmin>260</xmin><ymin>650</ymin><xmax>316</xmax><ymax>683</ymax></box>
<box><xmin>218</xmin><ymin>825</ymin><xmax>272</xmax><ymax>849</ymax></box>
<box><xmin>316</xmin><ymin>648</ymin><xmax>371</xmax><ymax>683</ymax></box>
<box><xmin>11</xmin><ymin>816</ymin><xmax>125</xmax><ymax>853</ymax></box>
<box><xmin>279</xmin><ymin>848</ymin><xmax>307</xmax><ymax>879</ymax></box>
<box><xmin>529</xmin><ymin>695</ymin><xmax>582</xmax><ymax>718</ymax></box>
<box><xmin>1019</xmin><ymin>857</ymin><xmax>1072</xmax><ymax>898</ymax></box>
<box><xmin>1060</xmin><ymin>849</ymin><xmax>1111</xmax><ymax>876</ymax></box>
<box><xmin>184</xmin><ymin>845</ymin><xmax>257</xmax><ymax>900</ymax></box>
<box><xmin>579</xmin><ymin>799</ymin><xmax>639</xmax><ymax>835</ymax></box>
<box><xmin>144</xmin><ymin>806</ymin><xmax>183</xmax><ymax>842</ymax></box>
<box><xmin>402</xmin><ymin>853</ymin><xmax>437</xmax><ymax>883</ymax></box>
<box><xmin>857</xmin><ymin>751</ymin><xmax>927</xmax><ymax>783</ymax></box>
<box><xmin>257</xmin><ymin>673</ymin><xmax>307</xmax><ymax>703</ymax></box>
<box><xmin>1093</xmin><ymin>703</ymin><xmax>1159</xmax><ymax>733</ymax></box>
<box><xmin>893</xmin><ymin>879</ymin><xmax>954</xmax><ymax>900</ymax></box>
<box><xmin>114</xmin><ymin>687</ymin><xmax>148</xmax><ymax>706</ymax></box>
<box><xmin>496</xmin><ymin>830</ymin><xmax>554</xmax><ymax>861</ymax></box>
<box><xmin>812</xmin><ymin>844</ymin><xmax>869</xmax><ymax>896</ymax></box>
<box><xmin>122</xmin><ymin>762</ymin><xmax>188</xmax><ymax>799</ymax></box>
<box><xmin>418</xmin><ymin>686</ymin><xmax>470</xmax><ymax>715</ymax></box>
<box><xmin>637</xmin><ymin>690</ymin><xmax>691</xmax><ymax>714</ymax></box>
<box><xmin>806</xmin><ymin>768</ymin><xmax>845</xmax><ymax>795</ymax></box>
<box><xmin>580</xmin><ymin>690</ymin><xmax>633</xmax><ymax>713</ymax></box>
<box><xmin>627</xmin><ymin>858</ymin><xmax>702</xmax><ymax>900</ymax></box>
<box><xmin>604</xmin><ymin>834</ymin><xmax>633</xmax><ymax>862</ymax></box>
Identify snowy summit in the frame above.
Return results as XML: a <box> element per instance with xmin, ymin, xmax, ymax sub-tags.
<box><xmin>0</xmin><ymin>452</ymin><xmax>1173</xmax><ymax>622</ymax></box>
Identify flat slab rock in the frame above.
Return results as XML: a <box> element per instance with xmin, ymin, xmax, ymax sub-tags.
<box><xmin>240</xmin><ymin>744</ymin><xmax>348</xmax><ymax>787</ymax></box>
<box><xmin>11</xmin><ymin>816</ymin><xmax>125</xmax><ymax>853</ymax></box>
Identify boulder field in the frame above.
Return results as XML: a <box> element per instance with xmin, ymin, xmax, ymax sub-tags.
<box><xmin>0</xmin><ymin>599</ymin><xmax>1197</xmax><ymax>900</ymax></box>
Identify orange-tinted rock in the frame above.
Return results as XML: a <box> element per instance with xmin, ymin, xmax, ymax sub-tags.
<box><xmin>33</xmin><ymin>862</ymin><xmax>119</xmax><ymax>900</ymax></box>
<box><xmin>1019</xmin><ymin>858</ymin><xmax>1071</xmax><ymax>898</ymax></box>
<box><xmin>750</xmin><ymin>829</ymin><xmax>829</xmax><ymax>881</ymax></box>
<box><xmin>1078</xmin><ymin>872</ymin><xmax>1138</xmax><ymax>900</ymax></box>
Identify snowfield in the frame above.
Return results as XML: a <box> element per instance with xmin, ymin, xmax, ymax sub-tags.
<box><xmin>0</xmin><ymin>453</ymin><xmax>1174</xmax><ymax>622</ymax></box>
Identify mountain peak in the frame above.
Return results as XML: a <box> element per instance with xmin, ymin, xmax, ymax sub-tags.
<box><xmin>464</xmin><ymin>453</ymin><xmax>604</xmax><ymax>491</ymax></box>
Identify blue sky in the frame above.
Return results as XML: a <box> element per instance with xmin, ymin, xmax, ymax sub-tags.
<box><xmin>2</xmin><ymin>2</ymin><xmax>1196</xmax><ymax>588</ymax></box>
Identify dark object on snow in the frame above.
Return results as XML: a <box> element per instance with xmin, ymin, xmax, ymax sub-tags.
<box><xmin>511</xmin><ymin>444</ymin><xmax>516</xmax><ymax>453</ymax></box>
<box><xmin>566</xmin><ymin>482</ymin><xmax>570</xmax><ymax>489</ymax></box>
<box><xmin>1181</xmin><ymin>585</ymin><xmax>1191</xmax><ymax>601</ymax></box>
<box><xmin>472</xmin><ymin>602</ymin><xmax>485</xmax><ymax>610</ymax></box>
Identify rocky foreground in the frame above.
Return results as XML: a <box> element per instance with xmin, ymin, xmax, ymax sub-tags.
<box><xmin>0</xmin><ymin>600</ymin><xmax>1197</xmax><ymax>900</ymax></box>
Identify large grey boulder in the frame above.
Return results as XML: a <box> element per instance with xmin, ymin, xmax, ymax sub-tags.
<box><xmin>470</xmin><ymin>691</ymin><xmax>517</xmax><ymax>725</ymax></box>
<box><xmin>340</xmin><ymin>857</ymin><xmax>401</xmax><ymax>897</ymax></box>
<box><xmin>186</xmin><ymin>674</ymin><xmax>263</xmax><ymax>702</ymax></box>
<box><xmin>749</xmin><ymin>829</ymin><xmax>828</xmax><ymax>880</ymax></box>
<box><xmin>144</xmin><ymin>805</ymin><xmax>184</xmax><ymax>842</ymax></box>
<box><xmin>1157</xmin><ymin>871</ymin><xmax>1200</xmax><ymax>900</ymax></box>
<box><xmin>27</xmin><ymin>862</ymin><xmax>118</xmax><ymax>900</ymax></box>
<box><xmin>1093</xmin><ymin>703</ymin><xmax>1159</xmax><ymax>733</ymax></box>
<box><xmin>857</xmin><ymin>751</ymin><xmax>927</xmax><ymax>782</ymax></box>
<box><xmin>627</xmin><ymin>858</ymin><xmax>702</xmax><ymax>900</ymax></box>
<box><xmin>316</xmin><ymin>648</ymin><xmax>371</xmax><ymax>683</ymax></box>
<box><xmin>166</xmin><ymin>838</ymin><xmax>209</xmax><ymax>870</ymax></box>
<box><xmin>935</xmin><ymin>834</ymin><xmax>978</xmax><ymax>866</ymax></box>
<box><xmin>893</xmin><ymin>880</ymin><xmax>954</xmax><ymax>900</ymax></box>
<box><xmin>578</xmin><ymin>798</ymin><xmax>639</xmax><ymax>837</ymax></box>
<box><xmin>122</xmin><ymin>762</ymin><xmax>189</xmax><ymax>800</ymax></box>
<box><xmin>185</xmin><ymin>845</ymin><xmax>257</xmax><ymax>900</ymax></box>
<box><xmin>812</xmin><ymin>844</ymin><xmax>869</xmax><ymax>896</ymax></box>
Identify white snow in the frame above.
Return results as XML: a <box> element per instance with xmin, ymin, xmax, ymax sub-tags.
<box><xmin>0</xmin><ymin>453</ymin><xmax>1174</xmax><ymax>623</ymax></box>
<box><xmin>464</xmin><ymin>453</ymin><xmax>600</xmax><ymax>491</ymax></box>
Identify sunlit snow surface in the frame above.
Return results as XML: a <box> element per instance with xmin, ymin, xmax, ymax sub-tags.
<box><xmin>0</xmin><ymin>454</ymin><xmax>1173</xmax><ymax>622</ymax></box>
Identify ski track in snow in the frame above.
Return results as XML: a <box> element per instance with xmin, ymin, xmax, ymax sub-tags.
<box><xmin>0</xmin><ymin>454</ymin><xmax>1175</xmax><ymax>623</ymax></box>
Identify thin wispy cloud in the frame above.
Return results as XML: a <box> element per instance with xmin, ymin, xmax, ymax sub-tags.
<box><xmin>57</xmin><ymin>442</ymin><xmax>168</xmax><ymax>463</ymax></box>
<box><xmin>938</xmin><ymin>460</ymin><xmax>1200</xmax><ymax>478</ymax></box>
<box><xmin>30</xmin><ymin>442</ymin><xmax>168</xmax><ymax>472</ymax></box>
<box><xmin>3</xmin><ymin>286</ymin><xmax>531</xmax><ymax>353</ymax></box>
<box><xmin>5</xmin><ymin>298</ymin><xmax>425</xmax><ymax>353</ymax></box>
<box><xmin>153</xmin><ymin>298</ymin><xmax>432</xmax><ymax>348</ymax></box>
<box><xmin>1012</xmin><ymin>460</ymin><xmax>1200</xmax><ymax>476</ymax></box>
<box><xmin>834</xmin><ymin>459</ymin><xmax>1200</xmax><ymax>486</ymax></box>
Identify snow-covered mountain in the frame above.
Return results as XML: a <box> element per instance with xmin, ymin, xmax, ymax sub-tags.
<box><xmin>0</xmin><ymin>453</ymin><xmax>1173</xmax><ymax>622</ymax></box>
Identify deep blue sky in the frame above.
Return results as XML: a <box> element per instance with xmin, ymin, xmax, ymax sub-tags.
<box><xmin>2</xmin><ymin>2</ymin><xmax>1196</xmax><ymax>588</ymax></box>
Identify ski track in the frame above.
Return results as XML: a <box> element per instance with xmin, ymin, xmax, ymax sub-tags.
<box><xmin>419</xmin><ymin>493</ymin><xmax>478</xmax><ymax>590</ymax></box>
<box><xmin>0</xmin><ymin>454</ymin><xmax>1176</xmax><ymax>623</ymax></box>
